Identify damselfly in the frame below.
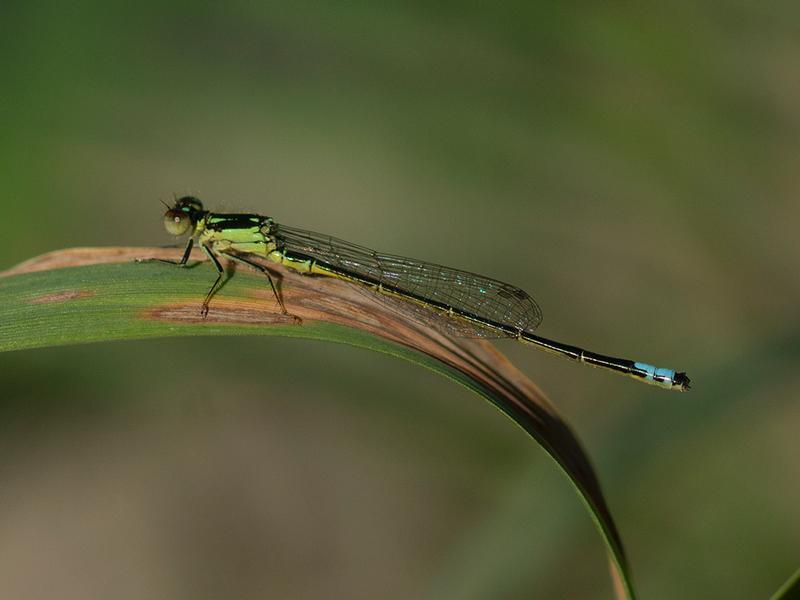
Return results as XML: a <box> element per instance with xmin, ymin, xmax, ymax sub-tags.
<box><xmin>155</xmin><ymin>196</ymin><xmax>690</xmax><ymax>391</ymax></box>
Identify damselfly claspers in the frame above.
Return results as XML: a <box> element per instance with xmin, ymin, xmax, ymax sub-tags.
<box><xmin>153</xmin><ymin>196</ymin><xmax>690</xmax><ymax>391</ymax></box>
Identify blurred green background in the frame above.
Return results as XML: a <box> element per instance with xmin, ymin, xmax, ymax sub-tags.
<box><xmin>2</xmin><ymin>2</ymin><xmax>799</xmax><ymax>599</ymax></box>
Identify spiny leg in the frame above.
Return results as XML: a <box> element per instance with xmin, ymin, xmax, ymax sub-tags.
<box><xmin>137</xmin><ymin>238</ymin><xmax>195</xmax><ymax>266</ymax></box>
<box><xmin>200</xmin><ymin>244</ymin><xmax>226</xmax><ymax>317</ymax></box>
<box><xmin>136</xmin><ymin>240</ymin><xmax>222</xmax><ymax>317</ymax></box>
<box><xmin>221</xmin><ymin>252</ymin><xmax>302</xmax><ymax>324</ymax></box>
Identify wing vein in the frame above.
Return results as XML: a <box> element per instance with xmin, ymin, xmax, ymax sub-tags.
<box><xmin>273</xmin><ymin>223</ymin><xmax>542</xmax><ymax>338</ymax></box>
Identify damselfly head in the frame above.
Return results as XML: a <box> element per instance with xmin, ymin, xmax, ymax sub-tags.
<box><xmin>163</xmin><ymin>196</ymin><xmax>204</xmax><ymax>236</ymax></box>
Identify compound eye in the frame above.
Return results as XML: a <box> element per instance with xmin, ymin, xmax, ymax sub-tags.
<box><xmin>164</xmin><ymin>209</ymin><xmax>192</xmax><ymax>235</ymax></box>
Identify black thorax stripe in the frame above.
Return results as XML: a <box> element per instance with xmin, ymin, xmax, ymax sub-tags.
<box><xmin>206</xmin><ymin>214</ymin><xmax>265</xmax><ymax>231</ymax></box>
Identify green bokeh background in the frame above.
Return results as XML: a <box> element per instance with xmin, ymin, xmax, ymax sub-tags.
<box><xmin>2</xmin><ymin>3</ymin><xmax>799</xmax><ymax>599</ymax></box>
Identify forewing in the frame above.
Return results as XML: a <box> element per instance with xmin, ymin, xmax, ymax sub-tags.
<box><xmin>273</xmin><ymin>223</ymin><xmax>542</xmax><ymax>338</ymax></box>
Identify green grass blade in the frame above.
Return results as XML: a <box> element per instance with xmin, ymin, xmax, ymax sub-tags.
<box><xmin>0</xmin><ymin>247</ymin><xmax>636</xmax><ymax>599</ymax></box>
<box><xmin>771</xmin><ymin>567</ymin><xmax>800</xmax><ymax>600</ymax></box>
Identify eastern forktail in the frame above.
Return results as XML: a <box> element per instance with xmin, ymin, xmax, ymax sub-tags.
<box><xmin>155</xmin><ymin>196</ymin><xmax>690</xmax><ymax>391</ymax></box>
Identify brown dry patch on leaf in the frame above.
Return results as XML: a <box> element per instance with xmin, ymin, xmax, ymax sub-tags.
<box><xmin>0</xmin><ymin>247</ymin><xmax>186</xmax><ymax>277</ymax></box>
<box><xmin>144</xmin><ymin>300</ymin><xmax>298</xmax><ymax>326</ymax></box>
<box><xmin>27</xmin><ymin>290</ymin><xmax>95</xmax><ymax>304</ymax></box>
<box><xmin>0</xmin><ymin>247</ymin><xmax>210</xmax><ymax>277</ymax></box>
